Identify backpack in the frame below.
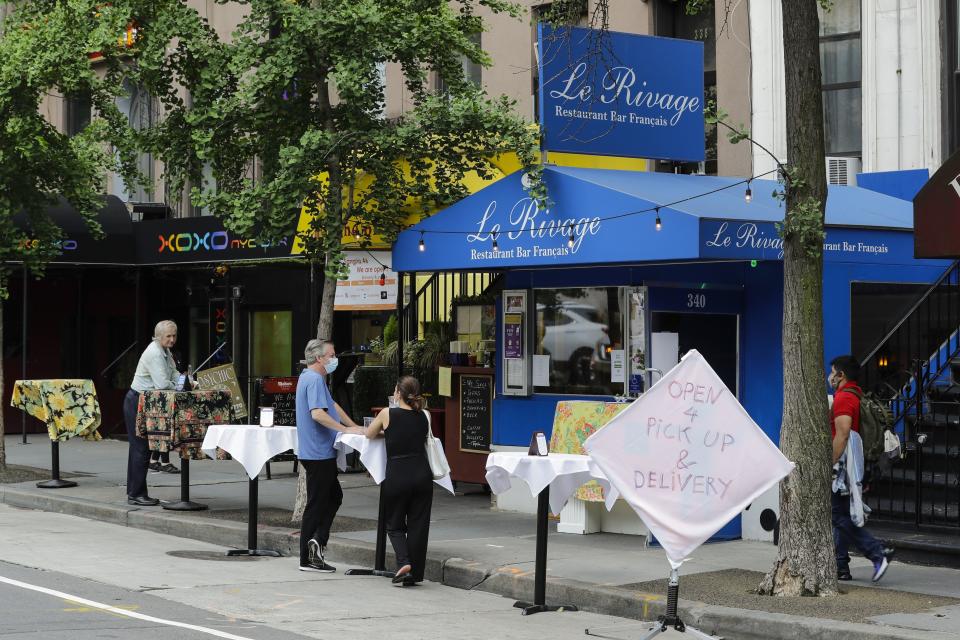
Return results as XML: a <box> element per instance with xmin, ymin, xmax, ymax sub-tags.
<box><xmin>839</xmin><ymin>387</ymin><xmax>893</xmax><ymax>465</ymax></box>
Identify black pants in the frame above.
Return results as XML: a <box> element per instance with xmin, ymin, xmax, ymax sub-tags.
<box><xmin>123</xmin><ymin>389</ymin><xmax>150</xmax><ymax>498</ymax></box>
<box><xmin>150</xmin><ymin>450</ymin><xmax>170</xmax><ymax>464</ymax></box>
<box><xmin>383</xmin><ymin>456</ymin><xmax>434</xmax><ymax>581</ymax></box>
<box><xmin>300</xmin><ymin>458</ymin><xmax>343</xmax><ymax>565</ymax></box>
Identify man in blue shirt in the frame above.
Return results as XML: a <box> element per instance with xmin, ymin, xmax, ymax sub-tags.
<box><xmin>296</xmin><ymin>339</ymin><xmax>364</xmax><ymax>572</ymax></box>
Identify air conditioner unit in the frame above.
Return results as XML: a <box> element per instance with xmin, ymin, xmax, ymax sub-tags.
<box><xmin>826</xmin><ymin>156</ymin><xmax>861</xmax><ymax>186</ymax></box>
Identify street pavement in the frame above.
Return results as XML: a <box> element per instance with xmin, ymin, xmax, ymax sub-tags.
<box><xmin>3</xmin><ymin>435</ymin><xmax>960</xmax><ymax>639</ymax></box>
<box><xmin>0</xmin><ymin>504</ymin><xmax>649</xmax><ymax>640</ymax></box>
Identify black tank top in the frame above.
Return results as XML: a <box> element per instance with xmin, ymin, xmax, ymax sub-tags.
<box><xmin>385</xmin><ymin>408</ymin><xmax>428</xmax><ymax>458</ymax></box>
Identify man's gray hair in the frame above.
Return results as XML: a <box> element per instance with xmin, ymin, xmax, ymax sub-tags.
<box><xmin>153</xmin><ymin>320</ymin><xmax>177</xmax><ymax>340</ymax></box>
<box><xmin>304</xmin><ymin>338</ymin><xmax>334</xmax><ymax>364</ymax></box>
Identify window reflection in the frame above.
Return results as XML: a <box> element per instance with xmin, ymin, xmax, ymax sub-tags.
<box><xmin>534</xmin><ymin>287</ymin><xmax>622</xmax><ymax>395</ymax></box>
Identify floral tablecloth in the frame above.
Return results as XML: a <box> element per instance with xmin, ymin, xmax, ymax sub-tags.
<box><xmin>11</xmin><ymin>379</ymin><xmax>102</xmax><ymax>442</ymax></box>
<box><xmin>548</xmin><ymin>400</ymin><xmax>630</xmax><ymax>502</ymax></box>
<box><xmin>136</xmin><ymin>390</ymin><xmax>233</xmax><ymax>460</ymax></box>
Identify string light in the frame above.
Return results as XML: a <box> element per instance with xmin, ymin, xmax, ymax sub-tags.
<box><xmin>379</xmin><ymin>268</ymin><xmax>386</xmax><ymax>287</ymax></box>
<box><xmin>406</xmin><ymin>168</ymin><xmax>779</xmax><ymax>246</ymax></box>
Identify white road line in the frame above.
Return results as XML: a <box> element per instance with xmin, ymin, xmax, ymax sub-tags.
<box><xmin>0</xmin><ymin>574</ymin><xmax>257</xmax><ymax>640</ymax></box>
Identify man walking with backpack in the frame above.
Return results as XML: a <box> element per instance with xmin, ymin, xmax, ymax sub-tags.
<box><xmin>829</xmin><ymin>355</ymin><xmax>894</xmax><ymax>582</ymax></box>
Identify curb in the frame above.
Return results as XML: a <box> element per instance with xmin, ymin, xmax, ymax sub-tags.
<box><xmin>0</xmin><ymin>485</ymin><xmax>951</xmax><ymax>640</ymax></box>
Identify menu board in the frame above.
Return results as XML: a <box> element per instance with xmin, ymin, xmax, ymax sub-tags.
<box><xmin>257</xmin><ymin>377</ymin><xmax>298</xmax><ymax>427</ymax></box>
<box><xmin>459</xmin><ymin>374</ymin><xmax>492</xmax><ymax>453</ymax></box>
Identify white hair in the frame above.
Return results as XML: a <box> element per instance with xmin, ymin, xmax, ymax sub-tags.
<box><xmin>304</xmin><ymin>338</ymin><xmax>333</xmax><ymax>363</ymax></box>
<box><xmin>153</xmin><ymin>320</ymin><xmax>178</xmax><ymax>340</ymax></box>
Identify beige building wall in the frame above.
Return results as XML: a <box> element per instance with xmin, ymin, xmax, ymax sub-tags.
<box><xmin>715</xmin><ymin>1</ymin><xmax>753</xmax><ymax>177</ymax></box>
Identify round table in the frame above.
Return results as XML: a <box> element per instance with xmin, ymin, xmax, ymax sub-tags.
<box><xmin>485</xmin><ymin>452</ymin><xmax>612</xmax><ymax>615</ymax></box>
<box><xmin>201</xmin><ymin>424</ymin><xmax>298</xmax><ymax>557</ymax></box>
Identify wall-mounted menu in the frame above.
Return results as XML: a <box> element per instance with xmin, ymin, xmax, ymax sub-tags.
<box><xmin>459</xmin><ymin>374</ymin><xmax>492</xmax><ymax>453</ymax></box>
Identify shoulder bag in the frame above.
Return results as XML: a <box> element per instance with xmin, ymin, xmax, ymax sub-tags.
<box><xmin>423</xmin><ymin>410</ymin><xmax>450</xmax><ymax>480</ymax></box>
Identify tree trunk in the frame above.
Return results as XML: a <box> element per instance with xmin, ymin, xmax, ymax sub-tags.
<box><xmin>315</xmin><ymin>268</ymin><xmax>338</xmax><ymax>340</ymax></box>
<box><xmin>0</xmin><ymin>297</ymin><xmax>5</xmax><ymax>470</ymax></box>
<box><xmin>759</xmin><ymin>0</ymin><xmax>836</xmax><ymax>597</ymax></box>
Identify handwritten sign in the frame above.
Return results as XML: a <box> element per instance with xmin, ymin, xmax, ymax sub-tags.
<box><xmin>584</xmin><ymin>350</ymin><xmax>793</xmax><ymax>565</ymax></box>
<box><xmin>459</xmin><ymin>375</ymin><xmax>492</xmax><ymax>453</ymax></box>
<box><xmin>195</xmin><ymin>363</ymin><xmax>247</xmax><ymax>419</ymax></box>
<box><xmin>257</xmin><ymin>377</ymin><xmax>298</xmax><ymax>427</ymax></box>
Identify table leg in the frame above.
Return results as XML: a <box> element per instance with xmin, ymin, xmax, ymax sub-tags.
<box><xmin>162</xmin><ymin>458</ymin><xmax>208</xmax><ymax>511</ymax></box>
<box><xmin>344</xmin><ymin>483</ymin><xmax>394</xmax><ymax>578</ymax></box>
<box><xmin>36</xmin><ymin>441</ymin><xmax>77</xmax><ymax>489</ymax></box>
<box><xmin>512</xmin><ymin>486</ymin><xmax>578</xmax><ymax>615</ymax></box>
<box><xmin>227</xmin><ymin>476</ymin><xmax>281</xmax><ymax>557</ymax></box>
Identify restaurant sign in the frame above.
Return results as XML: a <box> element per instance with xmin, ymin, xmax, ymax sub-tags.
<box><xmin>538</xmin><ymin>24</ymin><xmax>705</xmax><ymax>161</ymax></box>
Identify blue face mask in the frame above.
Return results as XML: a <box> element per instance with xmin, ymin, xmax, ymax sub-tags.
<box><xmin>325</xmin><ymin>357</ymin><xmax>339</xmax><ymax>374</ymax></box>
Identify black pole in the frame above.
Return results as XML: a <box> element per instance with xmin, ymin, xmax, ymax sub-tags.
<box><xmin>344</xmin><ymin>482</ymin><xmax>393</xmax><ymax>577</ymax></box>
<box><xmin>248</xmin><ymin>476</ymin><xmax>258</xmax><ymax>549</ymax></box>
<box><xmin>36</xmin><ymin>440</ymin><xmax>77</xmax><ymax>488</ymax></box>
<box><xmin>397</xmin><ymin>272</ymin><xmax>404</xmax><ymax>378</ymax></box>
<box><xmin>534</xmin><ymin>486</ymin><xmax>548</xmax><ymax>605</ymax></box>
<box><xmin>162</xmin><ymin>457</ymin><xmax>208</xmax><ymax>511</ymax></box>
<box><xmin>21</xmin><ymin>266</ymin><xmax>28</xmax><ymax>444</ymax></box>
<box><xmin>374</xmin><ymin>484</ymin><xmax>388</xmax><ymax>571</ymax></box>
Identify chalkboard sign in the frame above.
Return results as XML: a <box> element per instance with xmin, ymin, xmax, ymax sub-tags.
<box><xmin>459</xmin><ymin>375</ymin><xmax>492</xmax><ymax>453</ymax></box>
<box><xmin>257</xmin><ymin>377</ymin><xmax>298</xmax><ymax>427</ymax></box>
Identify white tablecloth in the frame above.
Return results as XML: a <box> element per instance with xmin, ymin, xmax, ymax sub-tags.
<box><xmin>201</xmin><ymin>425</ymin><xmax>298</xmax><ymax>480</ymax></box>
<box><xmin>485</xmin><ymin>452</ymin><xmax>615</xmax><ymax>515</ymax></box>
<box><xmin>335</xmin><ymin>432</ymin><xmax>455</xmax><ymax>495</ymax></box>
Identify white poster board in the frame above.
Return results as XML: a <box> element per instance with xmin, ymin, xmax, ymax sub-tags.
<box><xmin>584</xmin><ymin>350</ymin><xmax>794</xmax><ymax>566</ymax></box>
<box><xmin>335</xmin><ymin>251</ymin><xmax>396</xmax><ymax>311</ymax></box>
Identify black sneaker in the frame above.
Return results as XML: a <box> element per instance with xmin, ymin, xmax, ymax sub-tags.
<box><xmin>159</xmin><ymin>463</ymin><xmax>180</xmax><ymax>474</ymax></box>
<box><xmin>837</xmin><ymin>569</ymin><xmax>852</xmax><ymax>581</ymax></box>
<box><xmin>307</xmin><ymin>538</ymin><xmax>320</xmax><ymax>565</ymax></box>
<box><xmin>148</xmin><ymin>462</ymin><xmax>161</xmax><ymax>472</ymax></box>
<box><xmin>299</xmin><ymin>560</ymin><xmax>336</xmax><ymax>573</ymax></box>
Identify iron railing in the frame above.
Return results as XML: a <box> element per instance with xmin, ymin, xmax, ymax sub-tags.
<box><xmin>859</xmin><ymin>261</ymin><xmax>960</xmax><ymax>530</ymax></box>
<box><xmin>401</xmin><ymin>271</ymin><xmax>499</xmax><ymax>343</ymax></box>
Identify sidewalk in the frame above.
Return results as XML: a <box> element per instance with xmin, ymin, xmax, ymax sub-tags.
<box><xmin>3</xmin><ymin>435</ymin><xmax>959</xmax><ymax>640</ymax></box>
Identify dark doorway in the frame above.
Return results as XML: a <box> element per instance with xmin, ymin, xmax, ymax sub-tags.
<box><xmin>651</xmin><ymin>312</ymin><xmax>739</xmax><ymax>395</ymax></box>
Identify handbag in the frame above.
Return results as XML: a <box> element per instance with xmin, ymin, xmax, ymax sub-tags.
<box><xmin>423</xmin><ymin>410</ymin><xmax>450</xmax><ymax>480</ymax></box>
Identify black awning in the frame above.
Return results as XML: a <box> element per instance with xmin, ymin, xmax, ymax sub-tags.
<box><xmin>14</xmin><ymin>195</ymin><xmax>135</xmax><ymax>264</ymax></box>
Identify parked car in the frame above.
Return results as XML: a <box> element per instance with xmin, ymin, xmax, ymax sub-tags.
<box><xmin>537</xmin><ymin>303</ymin><xmax>610</xmax><ymax>384</ymax></box>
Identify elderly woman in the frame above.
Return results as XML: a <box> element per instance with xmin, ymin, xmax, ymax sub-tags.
<box><xmin>123</xmin><ymin>320</ymin><xmax>181</xmax><ymax>506</ymax></box>
<box><xmin>365</xmin><ymin>376</ymin><xmax>434</xmax><ymax>586</ymax></box>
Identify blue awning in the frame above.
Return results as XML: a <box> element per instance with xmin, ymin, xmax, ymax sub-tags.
<box><xmin>393</xmin><ymin>166</ymin><xmax>916</xmax><ymax>272</ymax></box>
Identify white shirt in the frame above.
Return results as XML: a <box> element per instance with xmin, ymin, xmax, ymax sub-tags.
<box><xmin>130</xmin><ymin>340</ymin><xmax>180</xmax><ymax>392</ymax></box>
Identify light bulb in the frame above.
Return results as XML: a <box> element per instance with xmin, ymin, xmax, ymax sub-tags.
<box><xmin>655</xmin><ymin>210</ymin><xmax>662</xmax><ymax>232</ymax></box>
<box><xmin>418</xmin><ymin>234</ymin><xmax>425</xmax><ymax>252</ymax></box>
<box><xmin>745</xmin><ymin>186</ymin><xmax>752</xmax><ymax>203</ymax></box>
<box><xmin>567</xmin><ymin>226</ymin><xmax>575</xmax><ymax>248</ymax></box>
<box><xmin>492</xmin><ymin>235</ymin><xmax>499</xmax><ymax>251</ymax></box>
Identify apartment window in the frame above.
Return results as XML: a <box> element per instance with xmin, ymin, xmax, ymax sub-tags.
<box><xmin>654</xmin><ymin>0</ymin><xmax>717</xmax><ymax>175</ymax></box>
<box><xmin>818</xmin><ymin>0</ymin><xmax>861</xmax><ymax>156</ymax></box>
<box><xmin>437</xmin><ymin>32</ymin><xmax>482</xmax><ymax>93</ymax></box>
<box><xmin>947</xmin><ymin>0</ymin><xmax>960</xmax><ymax>156</ymax></box>
<box><xmin>113</xmin><ymin>81</ymin><xmax>156</xmax><ymax>202</ymax></box>
<box><xmin>64</xmin><ymin>93</ymin><xmax>91</xmax><ymax>136</ymax></box>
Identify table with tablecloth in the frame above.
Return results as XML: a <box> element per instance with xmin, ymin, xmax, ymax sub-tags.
<box><xmin>334</xmin><ymin>432</ymin><xmax>455</xmax><ymax>495</ymax></box>
<box><xmin>11</xmin><ymin>379</ymin><xmax>102</xmax><ymax>442</ymax></box>
<box><xmin>136</xmin><ymin>389</ymin><xmax>233</xmax><ymax>460</ymax></box>
<box><xmin>10</xmin><ymin>379</ymin><xmax>102</xmax><ymax>488</ymax></box>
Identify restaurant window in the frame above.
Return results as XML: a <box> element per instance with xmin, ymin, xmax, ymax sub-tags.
<box><xmin>818</xmin><ymin>0</ymin><xmax>861</xmax><ymax>156</ymax></box>
<box><xmin>533</xmin><ymin>287</ymin><xmax>623</xmax><ymax>396</ymax></box>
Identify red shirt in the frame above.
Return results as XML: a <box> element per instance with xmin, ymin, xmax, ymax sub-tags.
<box><xmin>831</xmin><ymin>381</ymin><xmax>861</xmax><ymax>438</ymax></box>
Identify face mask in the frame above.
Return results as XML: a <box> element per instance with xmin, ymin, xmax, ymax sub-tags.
<box><xmin>325</xmin><ymin>357</ymin><xmax>339</xmax><ymax>374</ymax></box>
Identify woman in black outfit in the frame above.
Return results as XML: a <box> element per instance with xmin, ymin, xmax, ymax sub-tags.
<box><xmin>365</xmin><ymin>376</ymin><xmax>434</xmax><ymax>586</ymax></box>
